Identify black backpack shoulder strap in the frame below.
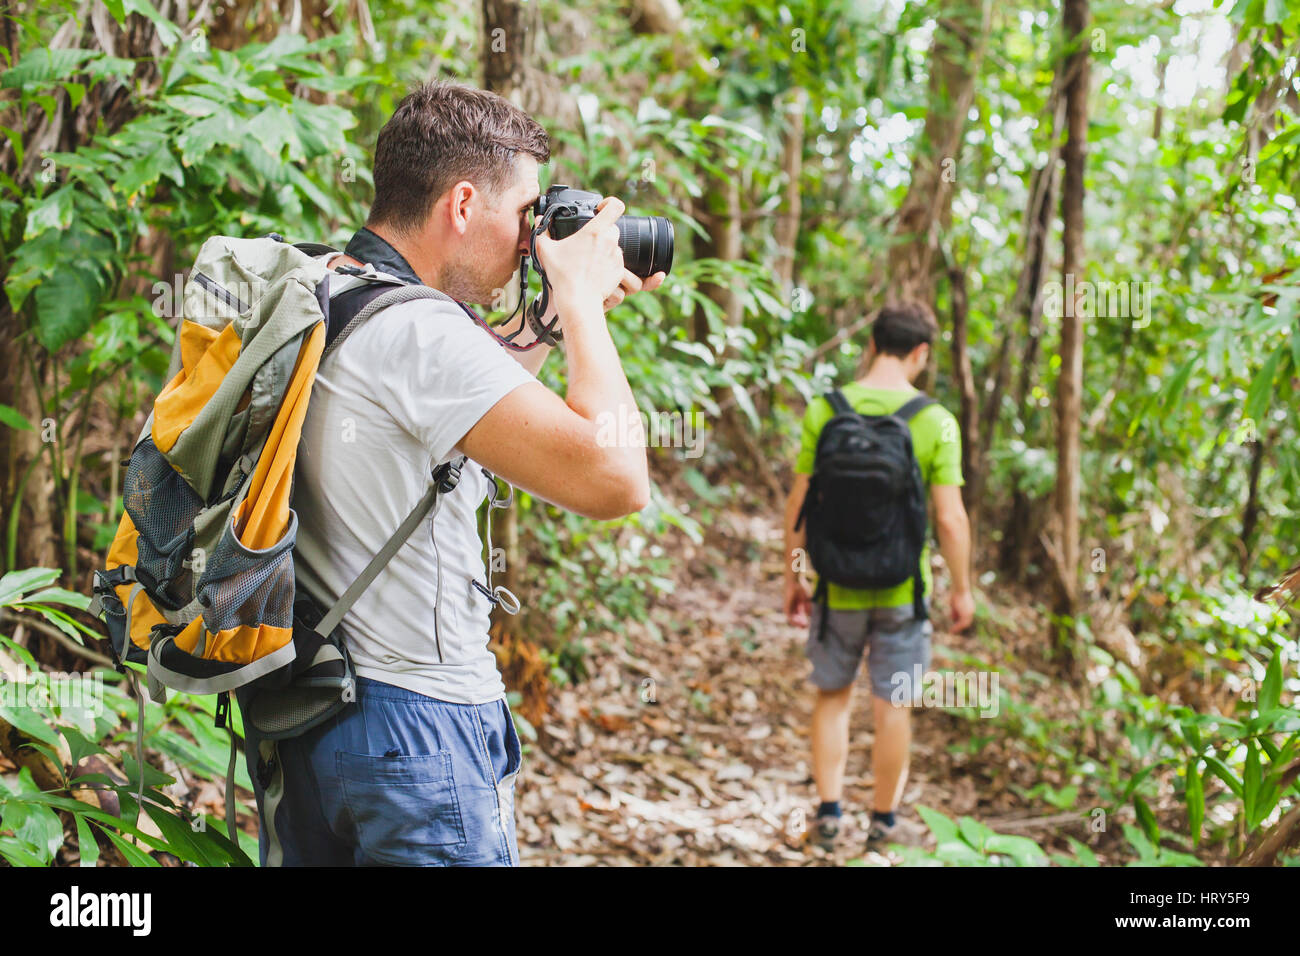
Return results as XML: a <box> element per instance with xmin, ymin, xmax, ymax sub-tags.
<box><xmin>824</xmin><ymin>389</ymin><xmax>855</xmax><ymax>417</ymax></box>
<box><xmin>895</xmin><ymin>393</ymin><xmax>936</xmax><ymax>422</ymax></box>
<box><xmin>293</xmin><ymin>240</ymin><xmax>341</xmax><ymax>258</ymax></box>
<box><xmin>323</xmin><ymin>280</ymin><xmax>451</xmax><ymax>359</ymax></box>
<box><xmin>325</xmin><ymin>280</ymin><xmax>402</xmax><ymax>351</ymax></box>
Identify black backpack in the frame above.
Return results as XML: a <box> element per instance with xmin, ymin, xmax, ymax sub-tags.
<box><xmin>795</xmin><ymin>389</ymin><xmax>935</xmax><ymax>638</ymax></box>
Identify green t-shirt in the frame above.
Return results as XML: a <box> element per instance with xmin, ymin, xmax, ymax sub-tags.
<box><xmin>795</xmin><ymin>382</ymin><xmax>964</xmax><ymax>610</ymax></box>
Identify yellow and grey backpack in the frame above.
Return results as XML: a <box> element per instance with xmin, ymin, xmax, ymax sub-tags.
<box><xmin>89</xmin><ymin>234</ymin><xmax>466</xmax><ymax>847</ymax></box>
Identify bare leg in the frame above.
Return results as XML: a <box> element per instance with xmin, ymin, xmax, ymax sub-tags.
<box><xmin>811</xmin><ymin>684</ymin><xmax>854</xmax><ymax>803</ymax></box>
<box><xmin>871</xmin><ymin>694</ymin><xmax>912</xmax><ymax>813</ymax></box>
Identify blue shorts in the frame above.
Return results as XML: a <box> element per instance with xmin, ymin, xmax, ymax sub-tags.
<box><xmin>240</xmin><ymin>677</ymin><xmax>522</xmax><ymax>866</ymax></box>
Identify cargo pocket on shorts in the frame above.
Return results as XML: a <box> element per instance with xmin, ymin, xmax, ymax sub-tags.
<box><xmin>338</xmin><ymin>750</ymin><xmax>466</xmax><ymax>864</ymax></box>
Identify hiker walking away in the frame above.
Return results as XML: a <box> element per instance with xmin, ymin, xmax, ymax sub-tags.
<box><xmin>239</xmin><ymin>82</ymin><xmax>663</xmax><ymax>866</ymax></box>
<box><xmin>782</xmin><ymin>302</ymin><xmax>974</xmax><ymax>853</ymax></box>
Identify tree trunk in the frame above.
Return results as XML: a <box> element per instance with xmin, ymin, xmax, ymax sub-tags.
<box><xmin>979</xmin><ymin>119</ymin><xmax>1062</xmax><ymax>464</ymax></box>
<box><xmin>1240</xmin><ymin>430</ymin><xmax>1266</xmax><ymax>575</ymax></box>
<box><xmin>690</xmin><ymin>168</ymin><xmax>743</xmax><ymax>342</ymax></box>
<box><xmin>885</xmin><ymin>0</ymin><xmax>991</xmax><ymax>307</ymax></box>
<box><xmin>946</xmin><ymin>262</ymin><xmax>980</xmax><ymax>546</ymax></box>
<box><xmin>481</xmin><ymin>0</ymin><xmax>537</xmax><ymax>104</ymax></box>
<box><xmin>1053</xmin><ymin>0</ymin><xmax>1090</xmax><ymax>676</ymax></box>
<box><xmin>994</xmin><ymin>146</ymin><xmax>1062</xmax><ymax>582</ymax></box>
<box><xmin>480</xmin><ymin>0</ymin><xmax>542</xmax><ymax>598</ymax></box>
<box><xmin>773</xmin><ymin>89</ymin><xmax>806</xmax><ymax>296</ymax></box>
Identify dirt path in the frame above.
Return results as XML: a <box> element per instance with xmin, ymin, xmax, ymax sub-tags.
<box><xmin>515</xmin><ymin>507</ymin><xmax>993</xmax><ymax>866</ymax></box>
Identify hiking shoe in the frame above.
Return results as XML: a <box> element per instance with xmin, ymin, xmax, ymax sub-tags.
<box><xmin>865</xmin><ymin>816</ymin><xmax>895</xmax><ymax>848</ymax></box>
<box><xmin>866</xmin><ymin>814</ymin><xmax>923</xmax><ymax>849</ymax></box>
<box><xmin>814</xmin><ymin>815</ymin><xmax>841</xmax><ymax>851</ymax></box>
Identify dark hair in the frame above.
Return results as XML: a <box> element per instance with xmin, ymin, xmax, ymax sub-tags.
<box><xmin>871</xmin><ymin>301</ymin><xmax>937</xmax><ymax>357</ymax></box>
<box><xmin>368</xmin><ymin>81</ymin><xmax>550</xmax><ymax>234</ymax></box>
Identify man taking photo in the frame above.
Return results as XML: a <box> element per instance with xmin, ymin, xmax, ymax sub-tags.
<box><xmin>241</xmin><ymin>81</ymin><xmax>664</xmax><ymax>866</ymax></box>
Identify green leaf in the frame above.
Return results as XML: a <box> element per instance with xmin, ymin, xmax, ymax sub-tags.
<box><xmin>22</xmin><ymin>185</ymin><xmax>75</xmax><ymax>239</ymax></box>
<box><xmin>0</xmin><ymin>403</ymin><xmax>33</xmax><ymax>432</ymax></box>
<box><xmin>729</xmin><ymin>381</ymin><xmax>760</xmax><ymax>432</ymax></box>
<box><xmin>0</xmin><ymin>566</ymin><xmax>60</xmax><ymax>605</ymax></box>
<box><xmin>984</xmin><ymin>833</ymin><xmax>1048</xmax><ymax>866</ymax></box>
<box><xmin>934</xmin><ymin>839</ymin><xmax>989</xmax><ymax>864</ymax></box>
<box><xmin>1</xmin><ymin>48</ymin><xmax>99</xmax><ymax>90</ymax></box>
<box><xmin>120</xmin><ymin>0</ymin><xmax>182</xmax><ymax>47</ymax></box>
<box><xmin>1244</xmin><ymin>345</ymin><xmax>1285</xmax><ymax>422</ymax></box>
<box><xmin>23</xmin><ymin>606</ymin><xmax>85</xmax><ymax>644</ymax></box>
<box><xmin>1134</xmin><ymin>794</ymin><xmax>1159</xmax><ymax>846</ymax></box>
<box><xmin>74</xmin><ymin>814</ymin><xmax>100</xmax><ymax>867</ymax></box>
<box><xmin>1066</xmin><ymin>836</ymin><xmax>1100</xmax><ymax>866</ymax></box>
<box><xmin>32</xmin><ymin>252</ymin><xmax>113</xmax><ymax>352</ymax></box>
<box><xmin>20</xmin><ymin>586</ymin><xmax>91</xmax><ymax>611</ymax></box>
<box><xmin>84</xmin><ymin>56</ymin><xmax>137</xmax><ymax>85</ymax></box>
<box><xmin>0</xmin><ymin>833</ymin><xmax>48</xmax><ymax>866</ymax></box>
<box><xmin>1186</xmin><ymin>759</ymin><xmax>1205</xmax><ymax>847</ymax></box>
<box><xmin>1244</xmin><ymin>739</ymin><xmax>1262</xmax><ymax>827</ymax></box>
<box><xmin>915</xmin><ymin>804</ymin><xmax>960</xmax><ymax>844</ymax></box>
<box><xmin>1</xmin><ymin>799</ymin><xmax>63</xmax><ymax>863</ymax></box>
<box><xmin>0</xmin><ymin>703</ymin><xmax>64</xmax><ymax>748</ymax></box>
<box><xmin>1122</xmin><ymin>822</ymin><xmax>1156</xmax><ymax>862</ymax></box>
<box><xmin>116</xmin><ymin>146</ymin><xmax>185</xmax><ymax>198</ymax></box>
<box><xmin>1260</xmin><ymin>653</ymin><xmax>1283</xmax><ymax>713</ymax></box>
<box><xmin>144</xmin><ymin>802</ymin><xmax>224</xmax><ymax>866</ymax></box>
<box><xmin>957</xmin><ymin>814</ymin><xmax>994</xmax><ymax>852</ymax></box>
<box><xmin>1204</xmin><ymin>756</ymin><xmax>1244</xmax><ymax>799</ymax></box>
<box><xmin>1161</xmin><ymin>356</ymin><xmax>1199</xmax><ymax>414</ymax></box>
<box><xmin>96</xmin><ymin>824</ymin><xmax>160</xmax><ymax>867</ymax></box>
<box><xmin>60</xmin><ymin>725</ymin><xmax>108</xmax><ymax>770</ymax></box>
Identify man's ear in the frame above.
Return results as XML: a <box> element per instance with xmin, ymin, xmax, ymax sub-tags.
<box><xmin>446</xmin><ymin>180</ymin><xmax>476</xmax><ymax>235</ymax></box>
<box><xmin>912</xmin><ymin>342</ymin><xmax>931</xmax><ymax>372</ymax></box>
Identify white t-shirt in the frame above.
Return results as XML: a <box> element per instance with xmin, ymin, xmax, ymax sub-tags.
<box><xmin>292</xmin><ymin>272</ymin><xmax>536</xmax><ymax>704</ymax></box>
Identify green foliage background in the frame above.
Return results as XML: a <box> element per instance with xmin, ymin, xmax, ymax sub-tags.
<box><xmin>0</xmin><ymin>0</ymin><xmax>1295</xmax><ymax>866</ymax></box>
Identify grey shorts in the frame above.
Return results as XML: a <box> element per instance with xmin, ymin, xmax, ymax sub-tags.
<box><xmin>806</xmin><ymin>603</ymin><xmax>933</xmax><ymax>700</ymax></box>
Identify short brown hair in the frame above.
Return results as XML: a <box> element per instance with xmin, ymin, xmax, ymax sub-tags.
<box><xmin>871</xmin><ymin>301</ymin><xmax>937</xmax><ymax>357</ymax></box>
<box><xmin>368</xmin><ymin>81</ymin><xmax>550</xmax><ymax>234</ymax></box>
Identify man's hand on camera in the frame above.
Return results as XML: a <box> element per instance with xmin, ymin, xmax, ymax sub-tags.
<box><xmin>534</xmin><ymin>196</ymin><xmax>627</xmax><ymax>309</ymax></box>
<box><xmin>533</xmin><ymin>266</ymin><xmax>665</xmax><ymax>333</ymax></box>
<box><xmin>603</xmin><ymin>268</ymin><xmax>666</xmax><ymax>312</ymax></box>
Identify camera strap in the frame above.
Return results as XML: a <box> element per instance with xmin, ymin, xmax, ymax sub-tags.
<box><xmin>454</xmin><ymin>205</ymin><xmax>565</xmax><ymax>352</ymax></box>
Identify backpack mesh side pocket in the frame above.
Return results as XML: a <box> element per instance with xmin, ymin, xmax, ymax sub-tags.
<box><xmin>123</xmin><ymin>437</ymin><xmax>203</xmax><ymax>608</ymax></box>
<box><xmin>193</xmin><ymin>512</ymin><xmax>298</xmax><ymax>664</ymax></box>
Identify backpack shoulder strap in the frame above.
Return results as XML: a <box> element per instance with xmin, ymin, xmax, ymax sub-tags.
<box><xmin>824</xmin><ymin>389</ymin><xmax>855</xmax><ymax>417</ymax></box>
<box><xmin>322</xmin><ymin>282</ymin><xmax>454</xmax><ymax>361</ymax></box>
<box><xmin>314</xmin><ymin>456</ymin><xmax>466</xmax><ymax>638</ymax></box>
<box><xmin>292</xmin><ymin>241</ymin><xmax>341</xmax><ymax>259</ymax></box>
<box><xmin>894</xmin><ymin>393</ymin><xmax>936</xmax><ymax>422</ymax></box>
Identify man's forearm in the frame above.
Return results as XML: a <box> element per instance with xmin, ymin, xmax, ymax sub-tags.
<box><xmin>783</xmin><ymin>491</ymin><xmax>806</xmax><ymax>583</ymax></box>
<box><xmin>552</xmin><ymin>288</ymin><xmax>645</xmax><ymax>479</ymax></box>
<box><xmin>936</xmin><ymin>514</ymin><xmax>972</xmax><ymax>594</ymax></box>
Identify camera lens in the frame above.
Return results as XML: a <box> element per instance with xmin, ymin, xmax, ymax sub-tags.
<box><xmin>617</xmin><ymin>216</ymin><xmax>674</xmax><ymax>279</ymax></box>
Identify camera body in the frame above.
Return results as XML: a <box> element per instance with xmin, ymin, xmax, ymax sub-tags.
<box><xmin>534</xmin><ymin>185</ymin><xmax>674</xmax><ymax>279</ymax></box>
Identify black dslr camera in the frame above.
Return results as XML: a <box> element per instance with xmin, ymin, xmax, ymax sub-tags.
<box><xmin>533</xmin><ymin>185</ymin><xmax>674</xmax><ymax>279</ymax></box>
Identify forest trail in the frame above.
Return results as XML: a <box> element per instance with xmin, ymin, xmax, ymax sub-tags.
<box><xmin>514</xmin><ymin>505</ymin><xmax>1037</xmax><ymax>866</ymax></box>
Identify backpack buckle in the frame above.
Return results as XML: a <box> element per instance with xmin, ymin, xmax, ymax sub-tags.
<box><xmin>433</xmin><ymin>460</ymin><xmax>462</xmax><ymax>494</ymax></box>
